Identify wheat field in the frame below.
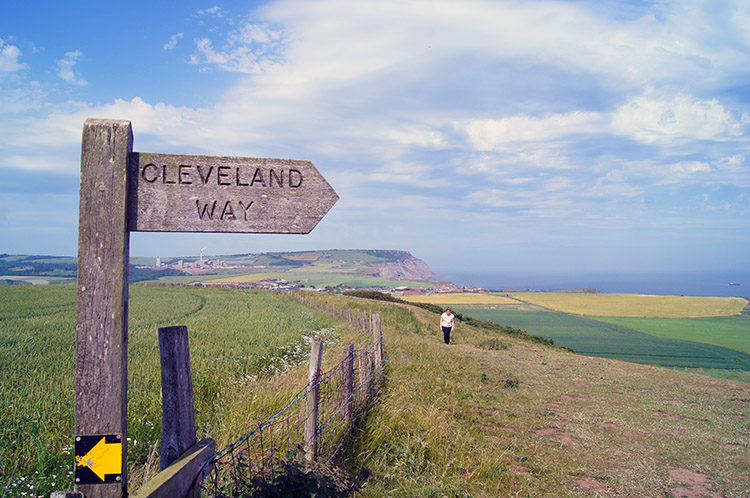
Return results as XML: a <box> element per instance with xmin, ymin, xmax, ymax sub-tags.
<box><xmin>508</xmin><ymin>292</ymin><xmax>748</xmax><ymax>318</ymax></box>
<box><xmin>401</xmin><ymin>293</ymin><xmax>519</xmax><ymax>305</ymax></box>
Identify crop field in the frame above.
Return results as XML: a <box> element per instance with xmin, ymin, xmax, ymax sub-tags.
<box><xmin>414</xmin><ymin>292</ymin><xmax>750</xmax><ymax>372</ymax></box>
<box><xmin>0</xmin><ymin>284</ymin><xmax>359</xmax><ymax>497</ymax></box>
<box><xmin>593</xmin><ymin>315</ymin><xmax>750</xmax><ymax>354</ymax></box>
<box><xmin>402</xmin><ymin>293</ymin><xmax>519</xmax><ymax>305</ymax></box>
<box><xmin>508</xmin><ymin>292</ymin><xmax>748</xmax><ymax>318</ymax></box>
<box><xmin>452</xmin><ymin>307</ymin><xmax>750</xmax><ymax>371</ymax></box>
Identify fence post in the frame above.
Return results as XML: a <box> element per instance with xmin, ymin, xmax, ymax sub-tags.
<box><xmin>157</xmin><ymin>326</ymin><xmax>197</xmax><ymax>470</ymax></box>
<box><xmin>341</xmin><ymin>343</ymin><xmax>354</xmax><ymax>418</ymax></box>
<box><xmin>359</xmin><ymin>351</ymin><xmax>372</xmax><ymax>397</ymax></box>
<box><xmin>372</xmin><ymin>312</ymin><xmax>383</xmax><ymax>369</ymax></box>
<box><xmin>304</xmin><ymin>337</ymin><xmax>323</xmax><ymax>462</ymax></box>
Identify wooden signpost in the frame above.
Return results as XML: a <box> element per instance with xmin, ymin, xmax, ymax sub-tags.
<box><xmin>74</xmin><ymin>118</ymin><xmax>338</xmax><ymax>498</ymax></box>
<box><xmin>128</xmin><ymin>153</ymin><xmax>337</xmax><ymax>234</ymax></box>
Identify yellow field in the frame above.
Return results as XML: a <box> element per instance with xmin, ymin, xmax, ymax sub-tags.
<box><xmin>509</xmin><ymin>292</ymin><xmax>748</xmax><ymax>318</ymax></box>
<box><xmin>401</xmin><ymin>293</ymin><xmax>519</xmax><ymax>305</ymax></box>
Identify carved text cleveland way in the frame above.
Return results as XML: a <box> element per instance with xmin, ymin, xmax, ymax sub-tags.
<box><xmin>127</xmin><ymin>152</ymin><xmax>338</xmax><ymax>234</ymax></box>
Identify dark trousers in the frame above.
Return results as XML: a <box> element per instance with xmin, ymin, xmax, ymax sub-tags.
<box><xmin>442</xmin><ymin>326</ymin><xmax>452</xmax><ymax>344</ymax></box>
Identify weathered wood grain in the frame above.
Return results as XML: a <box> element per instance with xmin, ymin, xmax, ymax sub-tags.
<box><xmin>76</xmin><ymin>118</ymin><xmax>132</xmax><ymax>498</ymax></box>
<box><xmin>158</xmin><ymin>326</ymin><xmax>197</xmax><ymax>471</ymax></box>
<box><xmin>130</xmin><ymin>438</ymin><xmax>215</xmax><ymax>498</ymax></box>
<box><xmin>304</xmin><ymin>337</ymin><xmax>323</xmax><ymax>461</ymax></box>
<box><xmin>127</xmin><ymin>153</ymin><xmax>338</xmax><ymax>233</ymax></box>
<box><xmin>342</xmin><ymin>343</ymin><xmax>354</xmax><ymax>418</ymax></box>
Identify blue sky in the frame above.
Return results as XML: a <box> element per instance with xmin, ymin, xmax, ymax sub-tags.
<box><xmin>1</xmin><ymin>0</ymin><xmax>748</xmax><ymax>278</ymax></box>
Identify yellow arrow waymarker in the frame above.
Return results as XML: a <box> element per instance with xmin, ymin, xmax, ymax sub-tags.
<box><xmin>75</xmin><ymin>436</ymin><xmax>122</xmax><ymax>482</ymax></box>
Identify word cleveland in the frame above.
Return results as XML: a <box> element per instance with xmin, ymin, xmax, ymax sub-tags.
<box><xmin>140</xmin><ymin>163</ymin><xmax>303</xmax><ymax>188</ymax></box>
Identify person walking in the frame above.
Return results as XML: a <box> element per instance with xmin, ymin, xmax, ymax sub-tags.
<box><xmin>440</xmin><ymin>307</ymin><xmax>455</xmax><ymax>344</ymax></box>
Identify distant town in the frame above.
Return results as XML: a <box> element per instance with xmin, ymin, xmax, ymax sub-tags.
<box><xmin>134</xmin><ymin>254</ymin><xmax>475</xmax><ymax>296</ymax></box>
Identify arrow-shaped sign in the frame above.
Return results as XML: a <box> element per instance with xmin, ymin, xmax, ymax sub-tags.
<box><xmin>75</xmin><ymin>434</ymin><xmax>122</xmax><ymax>484</ymax></box>
<box><xmin>127</xmin><ymin>153</ymin><xmax>339</xmax><ymax>234</ymax></box>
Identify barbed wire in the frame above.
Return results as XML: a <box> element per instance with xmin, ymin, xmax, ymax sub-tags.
<box><xmin>198</xmin><ymin>300</ymin><xmax>384</xmax><ymax>498</ymax></box>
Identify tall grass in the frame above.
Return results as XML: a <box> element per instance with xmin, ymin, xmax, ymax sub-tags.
<box><xmin>0</xmin><ymin>285</ymin><xmax>349</xmax><ymax>497</ymax></box>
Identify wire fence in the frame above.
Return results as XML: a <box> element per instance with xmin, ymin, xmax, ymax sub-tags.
<box><xmin>198</xmin><ymin>301</ymin><xmax>385</xmax><ymax>498</ymax></box>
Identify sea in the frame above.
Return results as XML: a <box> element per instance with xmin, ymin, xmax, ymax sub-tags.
<box><xmin>438</xmin><ymin>270</ymin><xmax>750</xmax><ymax>297</ymax></box>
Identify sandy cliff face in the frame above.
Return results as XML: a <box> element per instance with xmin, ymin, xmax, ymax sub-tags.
<box><xmin>368</xmin><ymin>254</ymin><xmax>440</xmax><ymax>281</ymax></box>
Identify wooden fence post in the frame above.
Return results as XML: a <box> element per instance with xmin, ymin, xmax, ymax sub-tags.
<box><xmin>304</xmin><ymin>337</ymin><xmax>323</xmax><ymax>461</ymax></box>
<box><xmin>372</xmin><ymin>312</ymin><xmax>383</xmax><ymax>369</ymax></box>
<box><xmin>358</xmin><ymin>351</ymin><xmax>372</xmax><ymax>400</ymax></box>
<box><xmin>75</xmin><ymin>119</ymin><xmax>132</xmax><ymax>498</ymax></box>
<box><xmin>341</xmin><ymin>343</ymin><xmax>354</xmax><ymax>418</ymax></box>
<box><xmin>157</xmin><ymin>326</ymin><xmax>197</xmax><ymax>470</ymax></box>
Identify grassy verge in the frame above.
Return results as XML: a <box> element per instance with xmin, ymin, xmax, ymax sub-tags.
<box><xmin>341</xmin><ymin>300</ymin><xmax>750</xmax><ymax>497</ymax></box>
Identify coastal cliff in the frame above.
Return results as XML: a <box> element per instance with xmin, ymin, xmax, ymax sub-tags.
<box><xmin>364</xmin><ymin>250</ymin><xmax>441</xmax><ymax>281</ymax></box>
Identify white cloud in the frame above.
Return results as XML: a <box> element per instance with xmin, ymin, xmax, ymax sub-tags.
<box><xmin>0</xmin><ymin>97</ymin><xmax>209</xmax><ymax>172</ymax></box>
<box><xmin>196</xmin><ymin>5</ymin><xmax>224</xmax><ymax>17</ymax></box>
<box><xmin>715</xmin><ymin>154</ymin><xmax>746</xmax><ymax>171</ymax></box>
<box><xmin>669</xmin><ymin>161</ymin><xmax>711</xmax><ymax>175</ymax></box>
<box><xmin>0</xmin><ymin>39</ymin><xmax>28</xmax><ymax>75</ymax></box>
<box><xmin>56</xmin><ymin>51</ymin><xmax>87</xmax><ymax>86</ymax></box>
<box><xmin>0</xmin><ymin>81</ymin><xmax>46</xmax><ymax>114</ymax></box>
<box><xmin>164</xmin><ymin>33</ymin><xmax>183</xmax><ymax>51</ymax></box>
<box><xmin>462</xmin><ymin>111</ymin><xmax>604</xmax><ymax>150</ymax></box>
<box><xmin>611</xmin><ymin>93</ymin><xmax>744</xmax><ymax>145</ymax></box>
<box><xmin>190</xmin><ymin>21</ymin><xmax>285</xmax><ymax>74</ymax></box>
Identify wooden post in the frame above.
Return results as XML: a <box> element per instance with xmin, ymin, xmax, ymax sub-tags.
<box><xmin>341</xmin><ymin>343</ymin><xmax>354</xmax><ymax>418</ymax></box>
<box><xmin>158</xmin><ymin>326</ymin><xmax>197</xmax><ymax>470</ymax></box>
<box><xmin>359</xmin><ymin>351</ymin><xmax>372</xmax><ymax>394</ymax></box>
<box><xmin>304</xmin><ymin>337</ymin><xmax>323</xmax><ymax>461</ymax></box>
<box><xmin>372</xmin><ymin>312</ymin><xmax>382</xmax><ymax>369</ymax></box>
<box><xmin>75</xmin><ymin>119</ymin><xmax>132</xmax><ymax>498</ymax></box>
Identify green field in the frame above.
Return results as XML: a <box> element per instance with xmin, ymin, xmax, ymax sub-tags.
<box><xmin>0</xmin><ymin>284</ymin><xmax>350</xmax><ymax>497</ymax></box>
<box><xmin>593</xmin><ymin>315</ymin><xmax>750</xmax><ymax>354</ymax></box>
<box><xmin>452</xmin><ymin>308</ymin><xmax>750</xmax><ymax>371</ymax></box>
